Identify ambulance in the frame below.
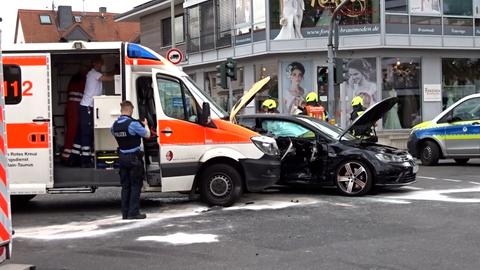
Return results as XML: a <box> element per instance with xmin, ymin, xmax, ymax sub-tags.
<box><xmin>0</xmin><ymin>27</ymin><xmax>13</xmax><ymax>262</ymax></box>
<box><xmin>2</xmin><ymin>41</ymin><xmax>281</xmax><ymax>206</ymax></box>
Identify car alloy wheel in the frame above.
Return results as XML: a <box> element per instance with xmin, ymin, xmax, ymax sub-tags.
<box><xmin>336</xmin><ymin>161</ymin><xmax>372</xmax><ymax>196</ymax></box>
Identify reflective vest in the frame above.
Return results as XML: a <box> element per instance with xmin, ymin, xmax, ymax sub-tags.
<box><xmin>112</xmin><ymin>116</ymin><xmax>142</xmax><ymax>151</ymax></box>
<box><xmin>306</xmin><ymin>105</ymin><xmax>325</xmax><ymax>120</ymax></box>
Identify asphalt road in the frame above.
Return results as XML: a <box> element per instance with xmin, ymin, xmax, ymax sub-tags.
<box><xmin>8</xmin><ymin>159</ymin><xmax>480</xmax><ymax>270</ymax></box>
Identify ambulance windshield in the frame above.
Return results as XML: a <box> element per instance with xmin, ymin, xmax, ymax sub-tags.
<box><xmin>127</xmin><ymin>43</ymin><xmax>160</xmax><ymax>61</ymax></box>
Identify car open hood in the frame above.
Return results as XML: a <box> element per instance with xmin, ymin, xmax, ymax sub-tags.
<box><xmin>340</xmin><ymin>97</ymin><xmax>399</xmax><ymax>139</ymax></box>
<box><xmin>230</xmin><ymin>76</ymin><xmax>271</xmax><ymax>123</ymax></box>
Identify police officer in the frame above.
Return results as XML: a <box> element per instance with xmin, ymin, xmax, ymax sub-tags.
<box><xmin>350</xmin><ymin>96</ymin><xmax>366</xmax><ymax>122</ymax></box>
<box><xmin>111</xmin><ymin>101</ymin><xmax>151</xmax><ymax>220</ymax></box>
<box><xmin>303</xmin><ymin>92</ymin><xmax>327</xmax><ymax>121</ymax></box>
<box><xmin>261</xmin><ymin>99</ymin><xmax>279</xmax><ymax>113</ymax></box>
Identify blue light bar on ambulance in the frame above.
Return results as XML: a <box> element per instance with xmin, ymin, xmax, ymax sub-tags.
<box><xmin>127</xmin><ymin>43</ymin><xmax>160</xmax><ymax>61</ymax></box>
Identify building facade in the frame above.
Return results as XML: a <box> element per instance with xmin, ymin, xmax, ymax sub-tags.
<box><xmin>117</xmin><ymin>0</ymin><xmax>480</xmax><ymax>130</ymax></box>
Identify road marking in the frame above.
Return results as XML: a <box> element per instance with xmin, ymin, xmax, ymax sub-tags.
<box><xmin>386</xmin><ymin>187</ymin><xmax>480</xmax><ymax>203</ymax></box>
<box><xmin>138</xmin><ymin>233</ymin><xmax>218</xmax><ymax>245</ymax></box>
<box><xmin>470</xmin><ymin>181</ymin><xmax>480</xmax><ymax>185</ymax></box>
<box><xmin>440</xmin><ymin>178</ymin><xmax>462</xmax><ymax>183</ymax></box>
<box><xmin>401</xmin><ymin>186</ymin><xmax>423</xmax><ymax>191</ymax></box>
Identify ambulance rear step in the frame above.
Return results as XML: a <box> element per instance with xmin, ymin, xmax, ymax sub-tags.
<box><xmin>47</xmin><ymin>187</ymin><xmax>96</xmax><ymax>194</ymax></box>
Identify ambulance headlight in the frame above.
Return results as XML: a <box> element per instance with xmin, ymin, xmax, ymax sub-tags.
<box><xmin>251</xmin><ymin>136</ymin><xmax>280</xmax><ymax>156</ymax></box>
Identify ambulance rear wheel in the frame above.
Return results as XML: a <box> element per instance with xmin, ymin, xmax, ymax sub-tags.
<box><xmin>200</xmin><ymin>164</ymin><xmax>243</xmax><ymax>207</ymax></box>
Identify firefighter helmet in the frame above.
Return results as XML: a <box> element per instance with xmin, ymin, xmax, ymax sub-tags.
<box><xmin>262</xmin><ymin>99</ymin><xmax>277</xmax><ymax>110</ymax></box>
<box><xmin>351</xmin><ymin>96</ymin><xmax>364</xmax><ymax>107</ymax></box>
<box><xmin>305</xmin><ymin>92</ymin><xmax>318</xmax><ymax>103</ymax></box>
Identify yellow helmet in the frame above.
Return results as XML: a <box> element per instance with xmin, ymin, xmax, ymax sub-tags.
<box><xmin>305</xmin><ymin>92</ymin><xmax>318</xmax><ymax>103</ymax></box>
<box><xmin>262</xmin><ymin>99</ymin><xmax>277</xmax><ymax>109</ymax></box>
<box><xmin>351</xmin><ymin>96</ymin><xmax>364</xmax><ymax>107</ymax></box>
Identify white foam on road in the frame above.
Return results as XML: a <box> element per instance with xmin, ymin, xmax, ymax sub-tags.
<box><xmin>385</xmin><ymin>186</ymin><xmax>480</xmax><ymax>203</ymax></box>
<box><xmin>440</xmin><ymin>178</ymin><xmax>462</xmax><ymax>183</ymax></box>
<box><xmin>138</xmin><ymin>233</ymin><xmax>218</xmax><ymax>245</ymax></box>
<box><xmin>13</xmin><ymin>196</ymin><xmax>321</xmax><ymax>240</ymax></box>
<box><xmin>417</xmin><ymin>176</ymin><xmax>436</xmax><ymax>180</ymax></box>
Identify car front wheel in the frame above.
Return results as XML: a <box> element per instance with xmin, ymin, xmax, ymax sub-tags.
<box><xmin>335</xmin><ymin>160</ymin><xmax>372</xmax><ymax>196</ymax></box>
<box><xmin>200</xmin><ymin>164</ymin><xmax>243</xmax><ymax>207</ymax></box>
<box><xmin>420</xmin><ymin>141</ymin><xmax>440</xmax><ymax>166</ymax></box>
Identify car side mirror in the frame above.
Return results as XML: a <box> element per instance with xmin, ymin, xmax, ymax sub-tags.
<box><xmin>199</xmin><ymin>102</ymin><xmax>212</xmax><ymax>126</ymax></box>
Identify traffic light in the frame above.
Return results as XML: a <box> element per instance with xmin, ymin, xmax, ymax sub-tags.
<box><xmin>216</xmin><ymin>63</ymin><xmax>227</xmax><ymax>89</ymax></box>
<box><xmin>317</xmin><ymin>66</ymin><xmax>328</xmax><ymax>85</ymax></box>
<box><xmin>334</xmin><ymin>58</ymin><xmax>347</xmax><ymax>84</ymax></box>
<box><xmin>226</xmin><ymin>57</ymin><xmax>237</xmax><ymax>81</ymax></box>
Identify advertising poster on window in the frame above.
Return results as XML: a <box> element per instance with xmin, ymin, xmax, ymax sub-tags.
<box><xmin>280</xmin><ymin>60</ymin><xmax>314</xmax><ymax>114</ymax></box>
<box><xmin>270</xmin><ymin>0</ymin><xmax>380</xmax><ymax>40</ymax></box>
<box><xmin>409</xmin><ymin>0</ymin><xmax>441</xmax><ymax>15</ymax></box>
<box><xmin>340</xmin><ymin>58</ymin><xmax>378</xmax><ymax>127</ymax></box>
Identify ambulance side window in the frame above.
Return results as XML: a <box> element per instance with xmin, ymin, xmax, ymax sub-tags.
<box><xmin>156</xmin><ymin>75</ymin><xmax>199</xmax><ymax>123</ymax></box>
<box><xmin>3</xmin><ymin>65</ymin><xmax>22</xmax><ymax>105</ymax></box>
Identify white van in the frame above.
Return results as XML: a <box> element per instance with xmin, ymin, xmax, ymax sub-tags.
<box><xmin>3</xmin><ymin>41</ymin><xmax>280</xmax><ymax>206</ymax></box>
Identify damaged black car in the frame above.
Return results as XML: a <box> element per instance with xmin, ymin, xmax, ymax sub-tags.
<box><xmin>235</xmin><ymin>97</ymin><xmax>417</xmax><ymax>196</ymax></box>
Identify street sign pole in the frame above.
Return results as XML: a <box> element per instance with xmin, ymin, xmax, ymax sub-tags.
<box><xmin>327</xmin><ymin>0</ymin><xmax>350</xmax><ymax>124</ymax></box>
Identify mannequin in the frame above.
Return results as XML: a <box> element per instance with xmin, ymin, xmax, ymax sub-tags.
<box><xmin>384</xmin><ymin>89</ymin><xmax>402</xmax><ymax>129</ymax></box>
<box><xmin>274</xmin><ymin>0</ymin><xmax>305</xmax><ymax>40</ymax></box>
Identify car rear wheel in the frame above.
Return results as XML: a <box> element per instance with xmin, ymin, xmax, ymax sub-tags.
<box><xmin>420</xmin><ymin>141</ymin><xmax>440</xmax><ymax>166</ymax></box>
<box><xmin>200</xmin><ymin>164</ymin><xmax>243</xmax><ymax>207</ymax></box>
<box><xmin>454</xmin><ymin>158</ymin><xmax>469</xmax><ymax>165</ymax></box>
<box><xmin>335</xmin><ymin>160</ymin><xmax>372</xmax><ymax>196</ymax></box>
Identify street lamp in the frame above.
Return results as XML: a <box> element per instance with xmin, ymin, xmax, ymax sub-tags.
<box><xmin>327</xmin><ymin>0</ymin><xmax>350</xmax><ymax>125</ymax></box>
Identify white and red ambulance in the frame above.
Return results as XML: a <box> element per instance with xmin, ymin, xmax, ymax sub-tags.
<box><xmin>2</xmin><ymin>41</ymin><xmax>280</xmax><ymax>206</ymax></box>
<box><xmin>0</xmin><ymin>27</ymin><xmax>13</xmax><ymax>263</ymax></box>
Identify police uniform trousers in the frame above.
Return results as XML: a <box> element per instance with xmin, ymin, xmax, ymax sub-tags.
<box><xmin>119</xmin><ymin>151</ymin><xmax>144</xmax><ymax>218</ymax></box>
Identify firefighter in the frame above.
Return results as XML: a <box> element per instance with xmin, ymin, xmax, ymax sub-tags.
<box><xmin>350</xmin><ymin>95</ymin><xmax>366</xmax><ymax>122</ymax></box>
<box><xmin>261</xmin><ymin>99</ymin><xmax>279</xmax><ymax>113</ymax></box>
<box><xmin>350</xmin><ymin>95</ymin><xmax>375</xmax><ymax>140</ymax></box>
<box><xmin>303</xmin><ymin>92</ymin><xmax>327</xmax><ymax>121</ymax></box>
<box><xmin>61</xmin><ymin>68</ymin><xmax>87</xmax><ymax>166</ymax></box>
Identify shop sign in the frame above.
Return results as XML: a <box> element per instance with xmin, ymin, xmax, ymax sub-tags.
<box><xmin>423</xmin><ymin>84</ymin><xmax>442</xmax><ymax>102</ymax></box>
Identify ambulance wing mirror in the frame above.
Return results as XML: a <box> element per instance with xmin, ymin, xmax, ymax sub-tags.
<box><xmin>199</xmin><ymin>102</ymin><xmax>212</xmax><ymax>126</ymax></box>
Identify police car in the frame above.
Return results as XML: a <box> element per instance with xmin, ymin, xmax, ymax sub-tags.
<box><xmin>408</xmin><ymin>93</ymin><xmax>480</xmax><ymax>166</ymax></box>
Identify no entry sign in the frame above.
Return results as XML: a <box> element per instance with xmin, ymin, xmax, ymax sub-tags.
<box><xmin>166</xmin><ymin>48</ymin><xmax>183</xmax><ymax>64</ymax></box>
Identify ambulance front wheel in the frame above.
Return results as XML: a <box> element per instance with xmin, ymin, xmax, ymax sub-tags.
<box><xmin>200</xmin><ymin>164</ymin><xmax>243</xmax><ymax>207</ymax></box>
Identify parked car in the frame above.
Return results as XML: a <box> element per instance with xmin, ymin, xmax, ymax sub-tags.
<box><xmin>408</xmin><ymin>93</ymin><xmax>480</xmax><ymax>166</ymax></box>
<box><xmin>234</xmin><ymin>97</ymin><xmax>417</xmax><ymax>196</ymax></box>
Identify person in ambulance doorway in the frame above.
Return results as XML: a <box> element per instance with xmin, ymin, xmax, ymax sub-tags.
<box><xmin>261</xmin><ymin>99</ymin><xmax>279</xmax><ymax>113</ymax></box>
<box><xmin>61</xmin><ymin>66</ymin><xmax>88</xmax><ymax>166</ymax></box>
<box><xmin>111</xmin><ymin>100</ymin><xmax>151</xmax><ymax>220</ymax></box>
<box><xmin>298</xmin><ymin>92</ymin><xmax>328</xmax><ymax>121</ymax></box>
<box><xmin>78</xmin><ymin>58</ymin><xmax>114</xmax><ymax>167</ymax></box>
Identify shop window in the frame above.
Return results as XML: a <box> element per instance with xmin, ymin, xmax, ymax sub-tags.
<box><xmin>252</xmin><ymin>0</ymin><xmax>266</xmax><ymax>42</ymax></box>
<box><xmin>442</xmin><ymin>58</ymin><xmax>480</xmax><ymax>110</ymax></box>
<box><xmin>254</xmin><ymin>62</ymin><xmax>279</xmax><ymax>113</ymax></box>
<box><xmin>443</xmin><ymin>0</ymin><xmax>472</xmax><ymax>16</ymax></box>
<box><xmin>385</xmin><ymin>0</ymin><xmax>408</xmax><ymax>13</ymax></box>
<box><xmin>270</xmin><ymin>0</ymin><xmax>380</xmax><ymax>39</ymax></box>
<box><xmin>3</xmin><ymin>65</ymin><xmax>22</xmax><ymax>105</ymax></box>
<box><xmin>443</xmin><ymin>18</ymin><xmax>473</xmax><ymax>36</ymax></box>
<box><xmin>410</xmin><ymin>16</ymin><xmax>441</xmax><ymax>35</ymax></box>
<box><xmin>386</xmin><ymin>14</ymin><xmax>409</xmax><ymax>34</ymax></box>
<box><xmin>410</xmin><ymin>0</ymin><xmax>441</xmax><ymax>15</ymax></box>
<box><xmin>475</xmin><ymin>19</ymin><xmax>480</xmax><ymax>35</ymax></box>
<box><xmin>382</xmin><ymin>58</ymin><xmax>422</xmax><ymax>129</ymax></box>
